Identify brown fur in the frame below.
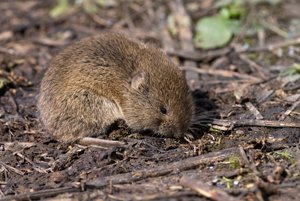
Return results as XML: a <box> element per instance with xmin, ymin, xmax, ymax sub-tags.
<box><xmin>38</xmin><ymin>33</ymin><xmax>194</xmax><ymax>142</ymax></box>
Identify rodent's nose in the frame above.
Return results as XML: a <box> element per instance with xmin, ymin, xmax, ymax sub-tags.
<box><xmin>160</xmin><ymin>124</ymin><xmax>180</xmax><ymax>138</ymax></box>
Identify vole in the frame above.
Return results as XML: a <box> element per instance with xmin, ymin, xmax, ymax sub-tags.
<box><xmin>38</xmin><ymin>33</ymin><xmax>194</xmax><ymax>143</ymax></box>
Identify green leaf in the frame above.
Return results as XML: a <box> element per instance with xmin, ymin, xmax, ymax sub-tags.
<box><xmin>50</xmin><ymin>0</ymin><xmax>70</xmax><ymax>18</ymax></box>
<box><xmin>218</xmin><ymin>0</ymin><xmax>246</xmax><ymax>20</ymax></box>
<box><xmin>227</xmin><ymin>2</ymin><xmax>246</xmax><ymax>19</ymax></box>
<box><xmin>194</xmin><ymin>16</ymin><xmax>232</xmax><ymax>49</ymax></box>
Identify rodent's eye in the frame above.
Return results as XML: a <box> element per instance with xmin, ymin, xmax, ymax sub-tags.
<box><xmin>160</xmin><ymin>106</ymin><xmax>167</xmax><ymax>114</ymax></box>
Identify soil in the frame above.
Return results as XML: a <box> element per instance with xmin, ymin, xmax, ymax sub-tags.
<box><xmin>0</xmin><ymin>0</ymin><xmax>299</xmax><ymax>200</ymax></box>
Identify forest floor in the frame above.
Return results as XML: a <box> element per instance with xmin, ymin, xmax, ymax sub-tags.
<box><xmin>0</xmin><ymin>0</ymin><xmax>300</xmax><ymax>200</ymax></box>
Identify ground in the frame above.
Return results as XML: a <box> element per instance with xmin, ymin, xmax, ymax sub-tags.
<box><xmin>0</xmin><ymin>0</ymin><xmax>300</xmax><ymax>201</ymax></box>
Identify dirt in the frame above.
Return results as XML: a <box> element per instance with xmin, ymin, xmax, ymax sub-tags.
<box><xmin>0</xmin><ymin>0</ymin><xmax>300</xmax><ymax>200</ymax></box>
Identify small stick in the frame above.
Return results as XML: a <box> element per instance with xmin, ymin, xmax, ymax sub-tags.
<box><xmin>0</xmin><ymin>162</ymin><xmax>25</xmax><ymax>176</ymax></box>
<box><xmin>0</xmin><ymin>142</ymin><xmax>35</xmax><ymax>151</ymax></box>
<box><xmin>14</xmin><ymin>152</ymin><xmax>50</xmax><ymax>174</ymax></box>
<box><xmin>86</xmin><ymin>12</ymin><xmax>111</xmax><ymax>27</ymax></box>
<box><xmin>180</xmin><ymin>66</ymin><xmax>262</xmax><ymax>82</ymax></box>
<box><xmin>238</xmin><ymin>148</ymin><xmax>256</xmax><ymax>174</ymax></box>
<box><xmin>51</xmin><ymin>145</ymin><xmax>85</xmax><ymax>171</ymax></box>
<box><xmin>206</xmin><ymin>119</ymin><xmax>300</xmax><ymax>131</ymax></box>
<box><xmin>85</xmin><ymin>147</ymin><xmax>241</xmax><ymax>189</ymax></box>
<box><xmin>233</xmin><ymin>119</ymin><xmax>300</xmax><ymax>128</ymax></box>
<box><xmin>245</xmin><ymin>102</ymin><xmax>264</xmax><ymax>120</ymax></box>
<box><xmin>0</xmin><ymin>187</ymin><xmax>78</xmax><ymax>201</ymax></box>
<box><xmin>256</xmin><ymin>89</ymin><xmax>275</xmax><ymax>104</ymax></box>
<box><xmin>33</xmin><ymin>37</ymin><xmax>69</xmax><ymax>47</ymax></box>
<box><xmin>113</xmin><ymin>191</ymin><xmax>197</xmax><ymax>201</ymax></box>
<box><xmin>78</xmin><ymin>137</ymin><xmax>126</xmax><ymax>148</ymax></box>
<box><xmin>259</xmin><ymin>19</ymin><xmax>288</xmax><ymax>38</ymax></box>
<box><xmin>238</xmin><ymin>148</ymin><xmax>264</xmax><ymax>201</ymax></box>
<box><xmin>238</xmin><ymin>54</ymin><xmax>267</xmax><ymax>79</ymax></box>
<box><xmin>197</xmin><ymin>79</ymin><xmax>257</xmax><ymax>85</ymax></box>
<box><xmin>170</xmin><ymin>36</ymin><xmax>300</xmax><ymax>60</ymax></box>
<box><xmin>180</xmin><ymin>176</ymin><xmax>242</xmax><ymax>201</ymax></box>
<box><xmin>279</xmin><ymin>99</ymin><xmax>300</xmax><ymax>121</ymax></box>
<box><xmin>240</xmin><ymin>148</ymin><xmax>279</xmax><ymax>200</ymax></box>
<box><xmin>236</xmin><ymin>37</ymin><xmax>300</xmax><ymax>53</ymax></box>
<box><xmin>167</xmin><ymin>48</ymin><xmax>231</xmax><ymax>62</ymax></box>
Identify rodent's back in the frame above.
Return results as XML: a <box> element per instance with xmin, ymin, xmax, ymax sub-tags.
<box><xmin>38</xmin><ymin>33</ymin><xmax>194</xmax><ymax>142</ymax></box>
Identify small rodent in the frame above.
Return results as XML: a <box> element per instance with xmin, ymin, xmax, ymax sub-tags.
<box><xmin>38</xmin><ymin>33</ymin><xmax>194</xmax><ymax>142</ymax></box>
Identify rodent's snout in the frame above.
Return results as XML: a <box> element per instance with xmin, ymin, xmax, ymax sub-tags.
<box><xmin>159</xmin><ymin>123</ymin><xmax>184</xmax><ymax>138</ymax></box>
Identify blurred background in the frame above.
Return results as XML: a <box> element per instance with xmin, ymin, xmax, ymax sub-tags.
<box><xmin>1</xmin><ymin>0</ymin><xmax>300</xmax><ymax>97</ymax></box>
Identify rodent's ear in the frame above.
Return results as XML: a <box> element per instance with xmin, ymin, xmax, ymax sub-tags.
<box><xmin>131</xmin><ymin>72</ymin><xmax>146</xmax><ymax>91</ymax></box>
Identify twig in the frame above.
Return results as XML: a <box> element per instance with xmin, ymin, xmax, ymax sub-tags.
<box><xmin>196</xmin><ymin>79</ymin><xmax>258</xmax><ymax>85</ymax></box>
<box><xmin>180</xmin><ymin>176</ymin><xmax>242</xmax><ymax>201</ymax></box>
<box><xmin>245</xmin><ymin>102</ymin><xmax>264</xmax><ymax>120</ymax></box>
<box><xmin>256</xmin><ymin>89</ymin><xmax>275</xmax><ymax>104</ymax></box>
<box><xmin>85</xmin><ymin>147</ymin><xmax>240</xmax><ymax>189</ymax></box>
<box><xmin>170</xmin><ymin>36</ymin><xmax>300</xmax><ymax>68</ymax></box>
<box><xmin>51</xmin><ymin>145</ymin><xmax>85</xmax><ymax>171</ymax></box>
<box><xmin>232</xmin><ymin>119</ymin><xmax>300</xmax><ymax>128</ymax></box>
<box><xmin>238</xmin><ymin>148</ymin><xmax>258</xmax><ymax>175</ymax></box>
<box><xmin>167</xmin><ymin>47</ymin><xmax>231</xmax><ymax>62</ymax></box>
<box><xmin>120</xmin><ymin>191</ymin><xmax>197</xmax><ymax>201</ymax></box>
<box><xmin>259</xmin><ymin>19</ymin><xmax>288</xmax><ymax>38</ymax></box>
<box><xmin>0</xmin><ymin>162</ymin><xmax>25</xmax><ymax>176</ymax></box>
<box><xmin>78</xmin><ymin>137</ymin><xmax>126</xmax><ymax>148</ymax></box>
<box><xmin>238</xmin><ymin>148</ymin><xmax>264</xmax><ymax>201</ymax></box>
<box><xmin>86</xmin><ymin>12</ymin><xmax>111</xmax><ymax>27</ymax></box>
<box><xmin>0</xmin><ymin>142</ymin><xmax>35</xmax><ymax>152</ymax></box>
<box><xmin>238</xmin><ymin>54</ymin><xmax>267</xmax><ymax>79</ymax></box>
<box><xmin>240</xmin><ymin>148</ymin><xmax>279</xmax><ymax>200</ymax></box>
<box><xmin>205</xmin><ymin>119</ymin><xmax>300</xmax><ymax>131</ymax></box>
<box><xmin>216</xmin><ymin>169</ymin><xmax>249</xmax><ymax>179</ymax></box>
<box><xmin>236</xmin><ymin>37</ymin><xmax>300</xmax><ymax>53</ymax></box>
<box><xmin>32</xmin><ymin>37</ymin><xmax>69</xmax><ymax>47</ymax></box>
<box><xmin>0</xmin><ymin>187</ymin><xmax>78</xmax><ymax>201</ymax></box>
<box><xmin>180</xmin><ymin>66</ymin><xmax>262</xmax><ymax>82</ymax></box>
<box><xmin>14</xmin><ymin>152</ymin><xmax>50</xmax><ymax>174</ymax></box>
<box><xmin>279</xmin><ymin>99</ymin><xmax>300</xmax><ymax>121</ymax></box>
